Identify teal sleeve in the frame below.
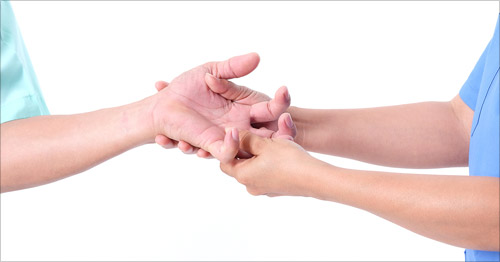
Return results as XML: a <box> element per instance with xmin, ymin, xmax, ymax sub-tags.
<box><xmin>1</xmin><ymin>0</ymin><xmax>49</xmax><ymax>124</ymax></box>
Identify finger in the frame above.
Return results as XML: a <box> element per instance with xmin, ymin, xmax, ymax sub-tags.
<box><xmin>272</xmin><ymin>113</ymin><xmax>296</xmax><ymax>140</ymax></box>
<box><xmin>249</xmin><ymin>126</ymin><xmax>292</xmax><ymax>141</ymax></box>
<box><xmin>219</xmin><ymin>157</ymin><xmax>246</xmax><ymax>178</ymax></box>
<box><xmin>155</xmin><ymin>81</ymin><xmax>169</xmax><ymax>92</ymax></box>
<box><xmin>249</xmin><ymin>114</ymin><xmax>295</xmax><ymax>140</ymax></box>
<box><xmin>220</xmin><ymin>160</ymin><xmax>235</xmax><ymax>177</ymax></box>
<box><xmin>207</xmin><ymin>52</ymin><xmax>260</xmax><ymax>80</ymax></box>
<box><xmin>178</xmin><ymin>140</ymin><xmax>196</xmax><ymax>154</ymax></box>
<box><xmin>197</xmin><ymin>149</ymin><xmax>213</xmax><ymax>159</ymax></box>
<box><xmin>250</xmin><ymin>86</ymin><xmax>290</xmax><ymax>122</ymax></box>
<box><xmin>249</xmin><ymin>126</ymin><xmax>275</xmax><ymax>138</ymax></box>
<box><xmin>238</xmin><ymin>130</ymin><xmax>266</xmax><ymax>156</ymax></box>
<box><xmin>155</xmin><ymin>135</ymin><xmax>177</xmax><ymax>149</ymax></box>
<box><xmin>208</xmin><ymin>128</ymin><xmax>239</xmax><ymax>163</ymax></box>
<box><xmin>219</xmin><ymin>127</ymin><xmax>240</xmax><ymax>162</ymax></box>
<box><xmin>205</xmin><ymin>73</ymin><xmax>262</xmax><ymax>102</ymax></box>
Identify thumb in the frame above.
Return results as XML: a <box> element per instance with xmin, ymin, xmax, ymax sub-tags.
<box><xmin>206</xmin><ymin>52</ymin><xmax>260</xmax><ymax>80</ymax></box>
<box><xmin>205</xmin><ymin>73</ymin><xmax>259</xmax><ymax>102</ymax></box>
<box><xmin>238</xmin><ymin>130</ymin><xmax>267</xmax><ymax>156</ymax></box>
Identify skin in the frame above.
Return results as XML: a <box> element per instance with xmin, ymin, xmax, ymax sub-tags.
<box><xmin>0</xmin><ymin>53</ymin><xmax>295</xmax><ymax>193</ymax></box>
<box><xmin>153</xmin><ymin>80</ymin><xmax>295</xmax><ymax>158</ymax></box>
<box><xmin>220</xmin><ymin>95</ymin><xmax>500</xmax><ymax>251</ymax></box>
<box><xmin>288</xmin><ymin>97</ymin><xmax>471</xmax><ymax>168</ymax></box>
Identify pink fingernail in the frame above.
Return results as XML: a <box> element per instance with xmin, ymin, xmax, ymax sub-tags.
<box><xmin>285</xmin><ymin>114</ymin><xmax>293</xmax><ymax>128</ymax></box>
<box><xmin>232</xmin><ymin>128</ymin><xmax>239</xmax><ymax>141</ymax></box>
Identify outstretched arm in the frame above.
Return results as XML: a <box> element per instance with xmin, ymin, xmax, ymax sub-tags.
<box><xmin>1</xmin><ymin>53</ymin><xmax>294</xmax><ymax>193</ymax></box>
<box><xmin>0</xmin><ymin>98</ymin><xmax>160</xmax><ymax>193</ymax></box>
<box><xmin>289</xmin><ymin>95</ymin><xmax>472</xmax><ymax>168</ymax></box>
<box><xmin>220</xmin><ymin>131</ymin><xmax>500</xmax><ymax>251</ymax></box>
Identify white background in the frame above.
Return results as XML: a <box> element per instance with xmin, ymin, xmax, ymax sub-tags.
<box><xmin>2</xmin><ymin>1</ymin><xmax>499</xmax><ymax>261</ymax></box>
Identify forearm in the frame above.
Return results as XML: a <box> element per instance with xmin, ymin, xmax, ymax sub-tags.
<box><xmin>289</xmin><ymin>100</ymin><xmax>470</xmax><ymax>168</ymax></box>
<box><xmin>304</xmin><ymin>161</ymin><xmax>499</xmax><ymax>251</ymax></box>
<box><xmin>0</xmin><ymin>97</ymin><xmax>155</xmax><ymax>193</ymax></box>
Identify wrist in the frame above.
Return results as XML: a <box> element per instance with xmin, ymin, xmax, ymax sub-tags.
<box><xmin>282</xmin><ymin>153</ymin><xmax>325</xmax><ymax>198</ymax></box>
<box><xmin>299</xmin><ymin>158</ymin><xmax>339</xmax><ymax>200</ymax></box>
<box><xmin>119</xmin><ymin>95</ymin><xmax>157</xmax><ymax>146</ymax></box>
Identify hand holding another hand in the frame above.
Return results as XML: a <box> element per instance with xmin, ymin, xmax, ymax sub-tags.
<box><xmin>220</xmin><ymin>131</ymin><xmax>320</xmax><ymax>197</ymax></box>
<box><xmin>150</xmin><ymin>53</ymin><xmax>296</xmax><ymax>162</ymax></box>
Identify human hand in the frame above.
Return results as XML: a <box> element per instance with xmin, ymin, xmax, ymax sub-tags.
<box><xmin>152</xmin><ymin>81</ymin><xmax>207</xmax><ymax>156</ymax></box>
<box><xmin>150</xmin><ymin>53</ymin><xmax>295</xmax><ymax>162</ymax></box>
<box><xmin>152</xmin><ymin>81</ymin><xmax>234</xmax><ymax>159</ymax></box>
<box><xmin>220</xmin><ymin>130</ymin><xmax>321</xmax><ymax>197</ymax></box>
<box><xmin>153</xmin><ymin>80</ymin><xmax>295</xmax><ymax>159</ymax></box>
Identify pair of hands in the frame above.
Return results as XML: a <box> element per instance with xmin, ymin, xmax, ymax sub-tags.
<box><xmin>149</xmin><ymin>53</ymin><xmax>315</xmax><ymax>196</ymax></box>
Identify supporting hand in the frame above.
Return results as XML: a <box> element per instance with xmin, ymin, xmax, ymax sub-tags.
<box><xmin>220</xmin><ymin>130</ymin><xmax>319</xmax><ymax>197</ymax></box>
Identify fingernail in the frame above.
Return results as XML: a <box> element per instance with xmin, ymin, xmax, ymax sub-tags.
<box><xmin>231</xmin><ymin>128</ymin><xmax>239</xmax><ymax>141</ymax></box>
<box><xmin>284</xmin><ymin>86</ymin><xmax>290</xmax><ymax>101</ymax></box>
<box><xmin>285</xmin><ymin>114</ymin><xmax>293</xmax><ymax>128</ymax></box>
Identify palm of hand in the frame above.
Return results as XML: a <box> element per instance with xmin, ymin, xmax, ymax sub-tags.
<box><xmin>152</xmin><ymin>53</ymin><xmax>293</xmax><ymax>162</ymax></box>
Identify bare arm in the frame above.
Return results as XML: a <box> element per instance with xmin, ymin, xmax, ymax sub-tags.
<box><xmin>1</xmin><ymin>53</ymin><xmax>294</xmax><ymax>193</ymax></box>
<box><xmin>310</xmin><ymin>165</ymin><xmax>499</xmax><ymax>251</ymax></box>
<box><xmin>0</xmin><ymin>98</ymin><xmax>154</xmax><ymax>193</ymax></box>
<box><xmin>221</xmin><ymin>132</ymin><xmax>500</xmax><ymax>251</ymax></box>
<box><xmin>289</xmin><ymin>95</ymin><xmax>473</xmax><ymax>168</ymax></box>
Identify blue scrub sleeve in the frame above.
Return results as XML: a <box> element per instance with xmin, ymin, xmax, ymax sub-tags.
<box><xmin>459</xmin><ymin>43</ymin><xmax>489</xmax><ymax>110</ymax></box>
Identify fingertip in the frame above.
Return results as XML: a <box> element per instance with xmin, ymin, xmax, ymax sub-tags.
<box><xmin>284</xmin><ymin>113</ymin><xmax>294</xmax><ymax>130</ymax></box>
<box><xmin>220</xmin><ymin>128</ymin><xmax>239</xmax><ymax>163</ymax></box>
<box><xmin>231</xmin><ymin>127</ymin><xmax>239</xmax><ymax>142</ymax></box>
<box><xmin>155</xmin><ymin>81</ymin><xmax>169</xmax><ymax>92</ymax></box>
<box><xmin>283</xmin><ymin>86</ymin><xmax>291</xmax><ymax>104</ymax></box>
<box><xmin>154</xmin><ymin>81</ymin><xmax>162</xmax><ymax>91</ymax></box>
<box><xmin>223</xmin><ymin>52</ymin><xmax>260</xmax><ymax>79</ymax></box>
<box><xmin>275</xmin><ymin>86</ymin><xmax>291</xmax><ymax>106</ymax></box>
<box><xmin>248</xmin><ymin>52</ymin><xmax>260</xmax><ymax>65</ymax></box>
<box><xmin>215</xmin><ymin>129</ymin><xmax>237</xmax><ymax>163</ymax></box>
<box><xmin>276</xmin><ymin>113</ymin><xmax>297</xmax><ymax>139</ymax></box>
<box><xmin>155</xmin><ymin>135</ymin><xmax>175</xmax><ymax>148</ymax></box>
<box><xmin>155</xmin><ymin>135</ymin><xmax>164</xmax><ymax>145</ymax></box>
<box><xmin>178</xmin><ymin>140</ymin><xmax>195</xmax><ymax>154</ymax></box>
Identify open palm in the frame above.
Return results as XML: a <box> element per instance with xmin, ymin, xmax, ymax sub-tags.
<box><xmin>152</xmin><ymin>53</ymin><xmax>295</xmax><ymax>162</ymax></box>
